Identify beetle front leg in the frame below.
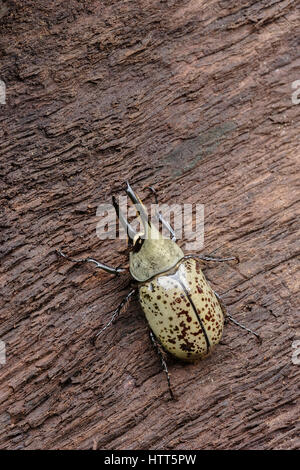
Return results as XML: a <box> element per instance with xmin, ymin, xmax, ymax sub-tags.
<box><xmin>92</xmin><ymin>288</ymin><xmax>137</xmax><ymax>344</ymax></box>
<box><xmin>214</xmin><ymin>291</ymin><xmax>262</xmax><ymax>342</ymax></box>
<box><xmin>147</xmin><ymin>186</ymin><xmax>177</xmax><ymax>241</ymax></box>
<box><xmin>149</xmin><ymin>330</ymin><xmax>175</xmax><ymax>400</ymax></box>
<box><xmin>57</xmin><ymin>248</ymin><xmax>128</xmax><ymax>276</ymax></box>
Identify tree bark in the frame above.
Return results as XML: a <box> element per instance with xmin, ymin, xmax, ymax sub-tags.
<box><xmin>0</xmin><ymin>0</ymin><xmax>299</xmax><ymax>450</ymax></box>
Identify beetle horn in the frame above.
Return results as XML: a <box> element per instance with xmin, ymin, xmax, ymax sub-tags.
<box><xmin>125</xmin><ymin>181</ymin><xmax>150</xmax><ymax>239</ymax></box>
<box><xmin>112</xmin><ymin>195</ymin><xmax>137</xmax><ymax>242</ymax></box>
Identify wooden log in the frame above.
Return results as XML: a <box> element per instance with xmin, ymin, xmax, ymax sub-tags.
<box><xmin>0</xmin><ymin>0</ymin><xmax>299</xmax><ymax>450</ymax></box>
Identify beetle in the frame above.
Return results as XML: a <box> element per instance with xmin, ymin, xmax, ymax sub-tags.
<box><xmin>58</xmin><ymin>182</ymin><xmax>261</xmax><ymax>398</ymax></box>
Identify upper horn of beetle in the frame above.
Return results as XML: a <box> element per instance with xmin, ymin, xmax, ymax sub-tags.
<box><xmin>112</xmin><ymin>195</ymin><xmax>136</xmax><ymax>242</ymax></box>
<box><xmin>125</xmin><ymin>181</ymin><xmax>149</xmax><ymax>229</ymax></box>
<box><xmin>125</xmin><ymin>181</ymin><xmax>160</xmax><ymax>241</ymax></box>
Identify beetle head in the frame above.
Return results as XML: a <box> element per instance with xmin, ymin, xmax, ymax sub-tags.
<box><xmin>113</xmin><ymin>182</ymin><xmax>184</xmax><ymax>282</ymax></box>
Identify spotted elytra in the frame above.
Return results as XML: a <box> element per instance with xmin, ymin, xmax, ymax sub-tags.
<box><xmin>58</xmin><ymin>182</ymin><xmax>261</xmax><ymax>399</ymax></box>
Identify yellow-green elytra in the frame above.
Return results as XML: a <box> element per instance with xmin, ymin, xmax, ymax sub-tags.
<box><xmin>126</xmin><ymin>183</ymin><xmax>224</xmax><ymax>362</ymax></box>
<box><xmin>139</xmin><ymin>257</ymin><xmax>224</xmax><ymax>361</ymax></box>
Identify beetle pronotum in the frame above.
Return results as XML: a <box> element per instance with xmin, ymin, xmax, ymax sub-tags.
<box><xmin>58</xmin><ymin>182</ymin><xmax>261</xmax><ymax>398</ymax></box>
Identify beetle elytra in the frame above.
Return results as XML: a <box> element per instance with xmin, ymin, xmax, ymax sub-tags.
<box><xmin>58</xmin><ymin>182</ymin><xmax>261</xmax><ymax>399</ymax></box>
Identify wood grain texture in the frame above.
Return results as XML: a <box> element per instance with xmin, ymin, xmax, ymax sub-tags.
<box><xmin>0</xmin><ymin>0</ymin><xmax>299</xmax><ymax>450</ymax></box>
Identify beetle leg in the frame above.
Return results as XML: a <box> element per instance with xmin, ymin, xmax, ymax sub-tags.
<box><xmin>147</xmin><ymin>186</ymin><xmax>176</xmax><ymax>241</ymax></box>
<box><xmin>185</xmin><ymin>254</ymin><xmax>239</xmax><ymax>263</ymax></box>
<box><xmin>214</xmin><ymin>291</ymin><xmax>262</xmax><ymax>342</ymax></box>
<box><xmin>149</xmin><ymin>330</ymin><xmax>175</xmax><ymax>400</ymax></box>
<box><xmin>92</xmin><ymin>288</ymin><xmax>137</xmax><ymax>344</ymax></box>
<box><xmin>57</xmin><ymin>249</ymin><xmax>127</xmax><ymax>276</ymax></box>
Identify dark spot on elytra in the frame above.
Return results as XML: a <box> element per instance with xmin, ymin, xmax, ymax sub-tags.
<box><xmin>177</xmin><ymin>309</ymin><xmax>189</xmax><ymax>317</ymax></box>
<box><xmin>191</xmin><ymin>330</ymin><xmax>202</xmax><ymax>336</ymax></box>
<box><xmin>180</xmin><ymin>341</ymin><xmax>195</xmax><ymax>352</ymax></box>
<box><xmin>168</xmin><ymin>338</ymin><xmax>176</xmax><ymax>345</ymax></box>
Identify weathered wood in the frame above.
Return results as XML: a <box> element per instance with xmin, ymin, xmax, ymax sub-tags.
<box><xmin>0</xmin><ymin>0</ymin><xmax>299</xmax><ymax>450</ymax></box>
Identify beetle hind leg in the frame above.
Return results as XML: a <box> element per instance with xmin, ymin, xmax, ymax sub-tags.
<box><xmin>214</xmin><ymin>291</ymin><xmax>262</xmax><ymax>343</ymax></box>
<box><xmin>149</xmin><ymin>330</ymin><xmax>175</xmax><ymax>400</ymax></box>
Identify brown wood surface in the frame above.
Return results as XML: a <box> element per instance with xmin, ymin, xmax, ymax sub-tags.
<box><xmin>0</xmin><ymin>0</ymin><xmax>299</xmax><ymax>450</ymax></box>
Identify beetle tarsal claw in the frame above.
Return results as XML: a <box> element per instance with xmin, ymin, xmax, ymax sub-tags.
<box><xmin>256</xmin><ymin>333</ymin><xmax>263</xmax><ymax>344</ymax></box>
<box><xmin>56</xmin><ymin>248</ymin><xmax>66</xmax><ymax>258</ymax></box>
